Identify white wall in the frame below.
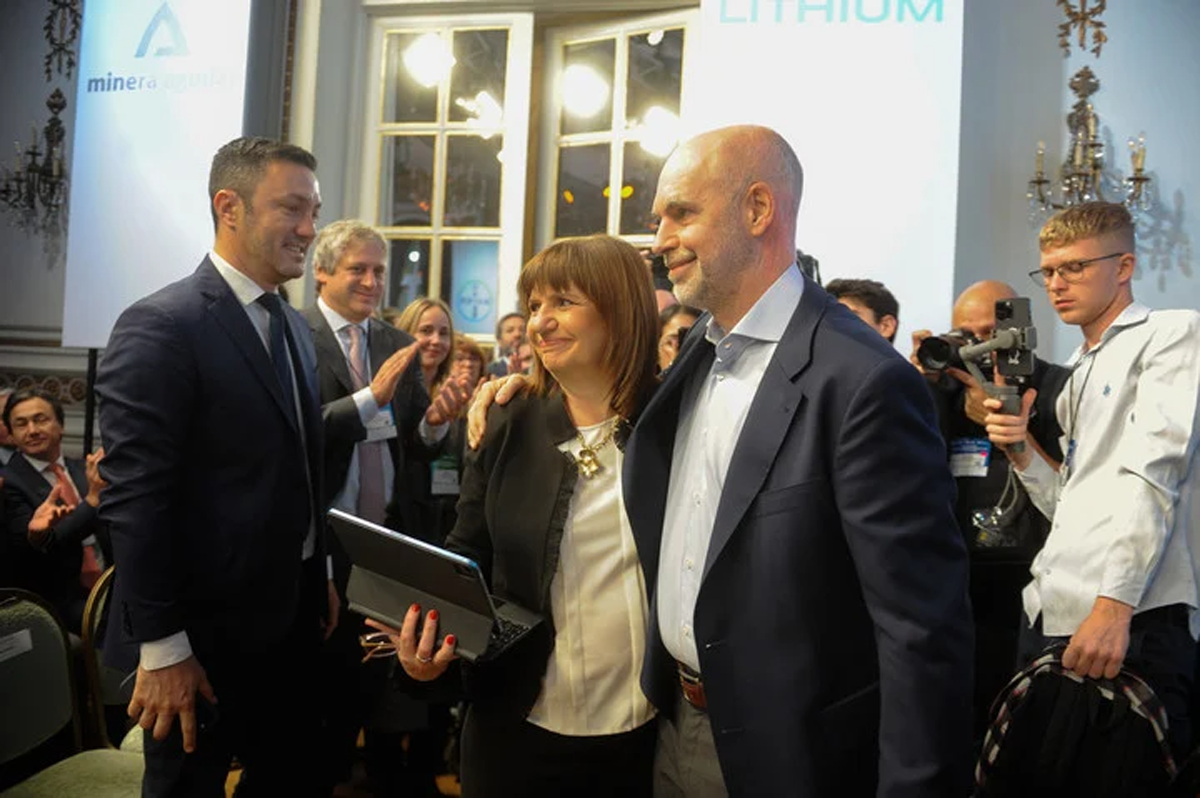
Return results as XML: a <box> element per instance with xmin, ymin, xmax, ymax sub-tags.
<box><xmin>0</xmin><ymin>0</ymin><xmax>79</xmax><ymax>343</ymax></box>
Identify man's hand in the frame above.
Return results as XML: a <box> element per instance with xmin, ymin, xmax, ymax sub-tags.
<box><xmin>945</xmin><ymin>366</ymin><xmax>991</xmax><ymax>426</ymax></box>
<box><xmin>323</xmin><ymin>579</ymin><xmax>340</xmax><ymax>641</ymax></box>
<box><xmin>983</xmin><ymin>389</ymin><xmax>1037</xmax><ymax>470</ymax></box>
<box><xmin>84</xmin><ymin>447</ymin><xmax>107</xmax><ymax>507</ymax></box>
<box><xmin>370</xmin><ymin>343</ymin><xmax>418</xmax><ymax>407</ymax></box>
<box><xmin>1062</xmin><ymin>597</ymin><xmax>1134</xmax><ymax>679</ymax></box>
<box><xmin>466</xmin><ymin>374</ymin><xmax>528</xmax><ymax>449</ymax></box>
<box><xmin>424</xmin><ymin>375</ymin><xmax>473</xmax><ymax>427</ymax></box>
<box><xmin>27</xmin><ymin>482</ymin><xmax>74</xmax><ymax>547</ymax></box>
<box><xmin>127</xmin><ymin>656</ymin><xmax>217</xmax><ymax>753</ymax></box>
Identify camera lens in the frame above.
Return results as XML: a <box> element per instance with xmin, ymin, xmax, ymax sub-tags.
<box><xmin>916</xmin><ymin>337</ymin><xmax>956</xmax><ymax>371</ymax></box>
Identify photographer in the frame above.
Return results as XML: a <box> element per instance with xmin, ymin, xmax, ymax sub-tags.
<box><xmin>911</xmin><ymin>279</ymin><xmax>1068</xmax><ymax>735</ymax></box>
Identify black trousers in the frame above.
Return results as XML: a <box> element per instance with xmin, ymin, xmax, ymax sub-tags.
<box><xmin>141</xmin><ymin>567</ymin><xmax>325</xmax><ymax>798</ymax></box>
<box><xmin>1017</xmin><ymin>604</ymin><xmax>1195</xmax><ymax>759</ymax></box>
<box><xmin>459</xmin><ymin>705</ymin><xmax>656</xmax><ymax>798</ymax></box>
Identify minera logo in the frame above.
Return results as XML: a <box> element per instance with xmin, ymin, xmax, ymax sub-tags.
<box><xmin>135</xmin><ymin>2</ymin><xmax>189</xmax><ymax>58</ymax></box>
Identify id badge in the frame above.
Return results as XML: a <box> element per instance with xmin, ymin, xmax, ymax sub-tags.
<box><xmin>430</xmin><ymin>454</ymin><xmax>460</xmax><ymax>496</ymax></box>
<box><xmin>365</xmin><ymin>406</ymin><xmax>398</xmax><ymax>443</ymax></box>
<box><xmin>949</xmin><ymin>438</ymin><xmax>991</xmax><ymax>478</ymax></box>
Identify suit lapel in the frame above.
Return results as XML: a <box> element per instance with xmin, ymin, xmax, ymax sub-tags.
<box><xmin>7</xmin><ymin>453</ymin><xmax>50</xmax><ymax>503</ymax></box>
<box><xmin>701</xmin><ymin>281</ymin><xmax>825</xmax><ymax>582</ymax></box>
<box><xmin>198</xmin><ymin>259</ymin><xmax>296</xmax><ymax>426</ymax></box>
<box><xmin>307</xmin><ymin>308</ymin><xmax>356</xmax><ymax>395</ymax></box>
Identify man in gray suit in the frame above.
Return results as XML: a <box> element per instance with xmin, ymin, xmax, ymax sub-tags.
<box><xmin>303</xmin><ymin>219</ymin><xmax>469</xmax><ymax>792</ymax></box>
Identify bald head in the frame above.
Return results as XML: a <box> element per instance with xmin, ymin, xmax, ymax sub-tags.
<box><xmin>679</xmin><ymin>125</ymin><xmax>804</xmax><ymax>241</ymax></box>
<box><xmin>952</xmin><ymin>280</ymin><xmax>1016</xmax><ymax>340</ymax></box>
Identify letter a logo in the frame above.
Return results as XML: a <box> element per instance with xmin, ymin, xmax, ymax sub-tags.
<box><xmin>135</xmin><ymin>3</ymin><xmax>189</xmax><ymax>58</ymax></box>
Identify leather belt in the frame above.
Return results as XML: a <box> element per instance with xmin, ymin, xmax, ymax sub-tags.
<box><xmin>677</xmin><ymin>661</ymin><xmax>707</xmax><ymax>711</ymax></box>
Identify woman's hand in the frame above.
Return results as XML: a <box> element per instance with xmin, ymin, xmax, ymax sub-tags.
<box><xmin>364</xmin><ymin>603</ymin><xmax>458</xmax><ymax>681</ymax></box>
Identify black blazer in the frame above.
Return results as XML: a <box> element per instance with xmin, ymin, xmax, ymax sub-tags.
<box><xmin>624</xmin><ymin>279</ymin><xmax>975</xmax><ymax>796</ymax></box>
<box><xmin>442</xmin><ymin>392</ymin><xmax>585</xmax><ymax>720</ymax></box>
<box><xmin>302</xmin><ymin>306</ymin><xmax>435</xmax><ymax>588</ymax></box>
<box><xmin>3</xmin><ymin>453</ymin><xmax>110</xmax><ymax>623</ymax></box>
<box><xmin>97</xmin><ymin>258</ymin><xmax>325</xmax><ymax>666</ymax></box>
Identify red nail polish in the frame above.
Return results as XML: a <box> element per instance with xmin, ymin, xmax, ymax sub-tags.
<box><xmin>428</xmin><ymin>609</ymin><xmax>439</xmax><ymax>621</ymax></box>
<box><xmin>409</xmin><ymin>603</ymin><xmax>420</xmax><ymax>614</ymax></box>
<box><xmin>445</xmin><ymin>635</ymin><xmax>456</xmax><ymax>646</ymax></box>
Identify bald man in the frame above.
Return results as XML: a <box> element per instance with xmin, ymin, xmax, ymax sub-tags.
<box><xmin>911</xmin><ymin>281</ymin><xmax>1068</xmax><ymax>736</ymax></box>
<box><xmin>628</xmin><ymin>125</ymin><xmax>973</xmax><ymax>796</ymax></box>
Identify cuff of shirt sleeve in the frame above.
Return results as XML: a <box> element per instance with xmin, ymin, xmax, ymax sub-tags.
<box><xmin>419</xmin><ymin>417</ymin><xmax>450</xmax><ymax>444</ymax></box>
<box><xmin>140</xmin><ymin>631</ymin><xmax>193</xmax><ymax>670</ymax></box>
<box><xmin>327</xmin><ymin>554</ymin><xmax>334</xmax><ymax>581</ymax></box>
<box><xmin>353</xmin><ymin>386</ymin><xmax>380</xmax><ymax>424</ymax></box>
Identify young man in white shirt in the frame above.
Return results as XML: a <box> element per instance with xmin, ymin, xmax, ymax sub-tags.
<box><xmin>985</xmin><ymin>201</ymin><xmax>1200</xmax><ymax>756</ymax></box>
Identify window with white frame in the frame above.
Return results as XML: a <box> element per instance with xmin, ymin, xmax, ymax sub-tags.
<box><xmin>360</xmin><ymin>14</ymin><xmax>532</xmax><ymax>336</ymax></box>
<box><xmin>537</xmin><ymin>10</ymin><xmax>696</xmax><ymax>251</ymax></box>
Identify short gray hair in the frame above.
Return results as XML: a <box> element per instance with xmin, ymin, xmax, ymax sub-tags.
<box><xmin>312</xmin><ymin>220</ymin><xmax>388</xmax><ymax>277</ymax></box>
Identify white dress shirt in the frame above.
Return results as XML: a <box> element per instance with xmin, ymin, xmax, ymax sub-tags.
<box><xmin>657</xmin><ymin>264</ymin><xmax>804</xmax><ymax>671</ymax></box>
<box><xmin>1017</xmin><ymin>303</ymin><xmax>1200</xmax><ymax>637</ymax></box>
<box><xmin>141</xmin><ymin>252</ymin><xmax>319</xmax><ymax>671</ymax></box>
<box><xmin>526</xmin><ymin>418</ymin><xmax>656</xmax><ymax>735</ymax></box>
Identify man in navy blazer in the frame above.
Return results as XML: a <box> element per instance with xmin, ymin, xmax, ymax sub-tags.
<box><xmin>626</xmin><ymin>125</ymin><xmax>974</xmax><ymax>796</ymax></box>
<box><xmin>3</xmin><ymin>387</ymin><xmax>109</xmax><ymax>634</ymax></box>
<box><xmin>96</xmin><ymin>137</ymin><xmax>331</xmax><ymax>796</ymax></box>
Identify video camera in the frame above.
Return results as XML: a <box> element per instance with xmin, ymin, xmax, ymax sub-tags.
<box><xmin>958</xmin><ymin>297</ymin><xmax>1038</xmax><ymax>453</ymax></box>
<box><xmin>916</xmin><ymin>330</ymin><xmax>991</xmax><ymax>375</ymax></box>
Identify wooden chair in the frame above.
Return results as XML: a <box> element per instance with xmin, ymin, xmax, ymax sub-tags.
<box><xmin>0</xmin><ymin>588</ymin><xmax>141</xmax><ymax>796</ymax></box>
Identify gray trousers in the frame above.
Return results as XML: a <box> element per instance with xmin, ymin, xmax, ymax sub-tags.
<box><xmin>653</xmin><ymin>687</ymin><xmax>729</xmax><ymax>798</ymax></box>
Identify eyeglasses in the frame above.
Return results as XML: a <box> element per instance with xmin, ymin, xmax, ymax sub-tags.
<box><xmin>359</xmin><ymin>631</ymin><xmax>397</xmax><ymax>663</ymax></box>
<box><xmin>1028</xmin><ymin>252</ymin><xmax>1125</xmax><ymax>287</ymax></box>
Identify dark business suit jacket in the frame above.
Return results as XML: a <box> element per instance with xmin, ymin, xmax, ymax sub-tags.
<box><xmin>3</xmin><ymin>453</ymin><xmax>111</xmax><ymax>629</ymax></box>
<box><xmin>302</xmin><ymin>307</ymin><xmax>434</xmax><ymax>585</ymax></box>
<box><xmin>96</xmin><ymin>258</ymin><xmax>324</xmax><ymax>667</ymax></box>
<box><xmin>624</xmin><ymin>279</ymin><xmax>975</xmax><ymax>796</ymax></box>
<box><xmin>442</xmin><ymin>393</ymin><xmax>584</xmax><ymax>720</ymax></box>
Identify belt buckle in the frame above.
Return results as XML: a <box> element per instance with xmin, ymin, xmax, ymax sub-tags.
<box><xmin>677</xmin><ymin>662</ymin><xmax>707</xmax><ymax>710</ymax></box>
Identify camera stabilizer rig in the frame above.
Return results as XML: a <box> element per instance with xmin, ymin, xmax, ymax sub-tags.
<box><xmin>957</xmin><ymin>298</ymin><xmax>1038</xmax><ymax>454</ymax></box>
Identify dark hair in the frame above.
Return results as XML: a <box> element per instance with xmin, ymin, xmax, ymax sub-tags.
<box><xmin>825</xmin><ymin>278</ymin><xmax>900</xmax><ymax>340</ymax></box>
<box><xmin>519</xmin><ymin>235</ymin><xmax>658</xmax><ymax>421</ymax></box>
<box><xmin>659</xmin><ymin>304</ymin><xmax>701</xmax><ymax>328</ymax></box>
<box><xmin>3</xmin><ymin>387</ymin><xmax>64</xmax><ymax>431</ymax></box>
<box><xmin>208</xmin><ymin>137</ymin><xmax>318</xmax><ymax>229</ymax></box>
<box><xmin>495</xmin><ymin>311</ymin><xmax>526</xmax><ymax>340</ymax></box>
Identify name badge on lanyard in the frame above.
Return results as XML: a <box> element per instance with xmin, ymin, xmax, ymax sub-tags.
<box><xmin>949</xmin><ymin>438</ymin><xmax>991</xmax><ymax>478</ymax></box>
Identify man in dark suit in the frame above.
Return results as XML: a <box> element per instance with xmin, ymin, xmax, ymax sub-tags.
<box><xmin>625</xmin><ymin>125</ymin><xmax>974</xmax><ymax>796</ymax></box>
<box><xmin>3</xmin><ymin>387</ymin><xmax>109</xmax><ymax>633</ymax></box>
<box><xmin>303</xmin><ymin>219</ymin><xmax>468</xmax><ymax>792</ymax></box>
<box><xmin>96</xmin><ymin>137</ymin><xmax>332</xmax><ymax>796</ymax></box>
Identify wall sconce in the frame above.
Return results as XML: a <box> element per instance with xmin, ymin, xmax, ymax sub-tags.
<box><xmin>1</xmin><ymin>89</ymin><xmax>69</xmax><ymax>234</ymax></box>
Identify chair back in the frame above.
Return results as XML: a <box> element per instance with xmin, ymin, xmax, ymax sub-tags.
<box><xmin>81</xmin><ymin>566</ymin><xmax>130</xmax><ymax>748</ymax></box>
<box><xmin>0</xmin><ymin>589</ymin><xmax>82</xmax><ymax>765</ymax></box>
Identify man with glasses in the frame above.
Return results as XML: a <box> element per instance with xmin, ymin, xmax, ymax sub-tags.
<box><xmin>985</xmin><ymin>201</ymin><xmax>1200</xmax><ymax>758</ymax></box>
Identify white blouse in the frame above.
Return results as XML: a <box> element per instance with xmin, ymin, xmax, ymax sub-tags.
<box><xmin>525</xmin><ymin>418</ymin><xmax>657</xmax><ymax>736</ymax></box>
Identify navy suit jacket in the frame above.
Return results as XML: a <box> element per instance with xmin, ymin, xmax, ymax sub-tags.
<box><xmin>96</xmin><ymin>258</ymin><xmax>324</xmax><ymax>667</ymax></box>
<box><xmin>624</xmin><ymin>279</ymin><xmax>975</xmax><ymax>796</ymax></box>
<box><xmin>3</xmin><ymin>453</ymin><xmax>109</xmax><ymax>626</ymax></box>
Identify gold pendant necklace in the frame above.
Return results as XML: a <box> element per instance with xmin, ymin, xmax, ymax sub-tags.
<box><xmin>574</xmin><ymin>418</ymin><xmax>618</xmax><ymax>479</ymax></box>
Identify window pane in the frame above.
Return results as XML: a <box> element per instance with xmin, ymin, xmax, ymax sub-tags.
<box><xmin>625</xmin><ymin>28</ymin><xmax>684</xmax><ymax>125</ymax></box>
<box><xmin>449</xmin><ymin>29</ymin><xmax>509</xmax><ymax>125</ymax></box>
<box><xmin>560</xmin><ymin>39</ymin><xmax>615</xmax><ymax>136</ymax></box>
<box><xmin>444</xmin><ymin>135</ymin><xmax>503</xmax><ymax>228</ymax></box>
<box><xmin>387</xmin><ymin>239</ymin><xmax>431</xmax><ymax>311</ymax></box>
<box><xmin>383</xmin><ymin>32</ymin><xmax>443</xmax><ymax>123</ymax></box>
<box><xmin>441</xmin><ymin>239</ymin><xmax>500</xmax><ymax>336</ymax></box>
<box><xmin>380</xmin><ymin>136</ymin><xmax>435</xmax><ymax>227</ymax></box>
<box><xmin>620</xmin><ymin>142</ymin><xmax>666</xmax><ymax>236</ymax></box>
<box><xmin>555</xmin><ymin>144</ymin><xmax>610</xmax><ymax>238</ymax></box>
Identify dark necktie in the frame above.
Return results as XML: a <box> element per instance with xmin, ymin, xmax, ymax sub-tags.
<box><xmin>256</xmin><ymin>292</ymin><xmax>299</xmax><ymax>429</ymax></box>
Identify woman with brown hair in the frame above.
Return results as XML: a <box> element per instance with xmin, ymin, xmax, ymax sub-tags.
<box><xmin>368</xmin><ymin>235</ymin><xmax>661</xmax><ymax>796</ymax></box>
